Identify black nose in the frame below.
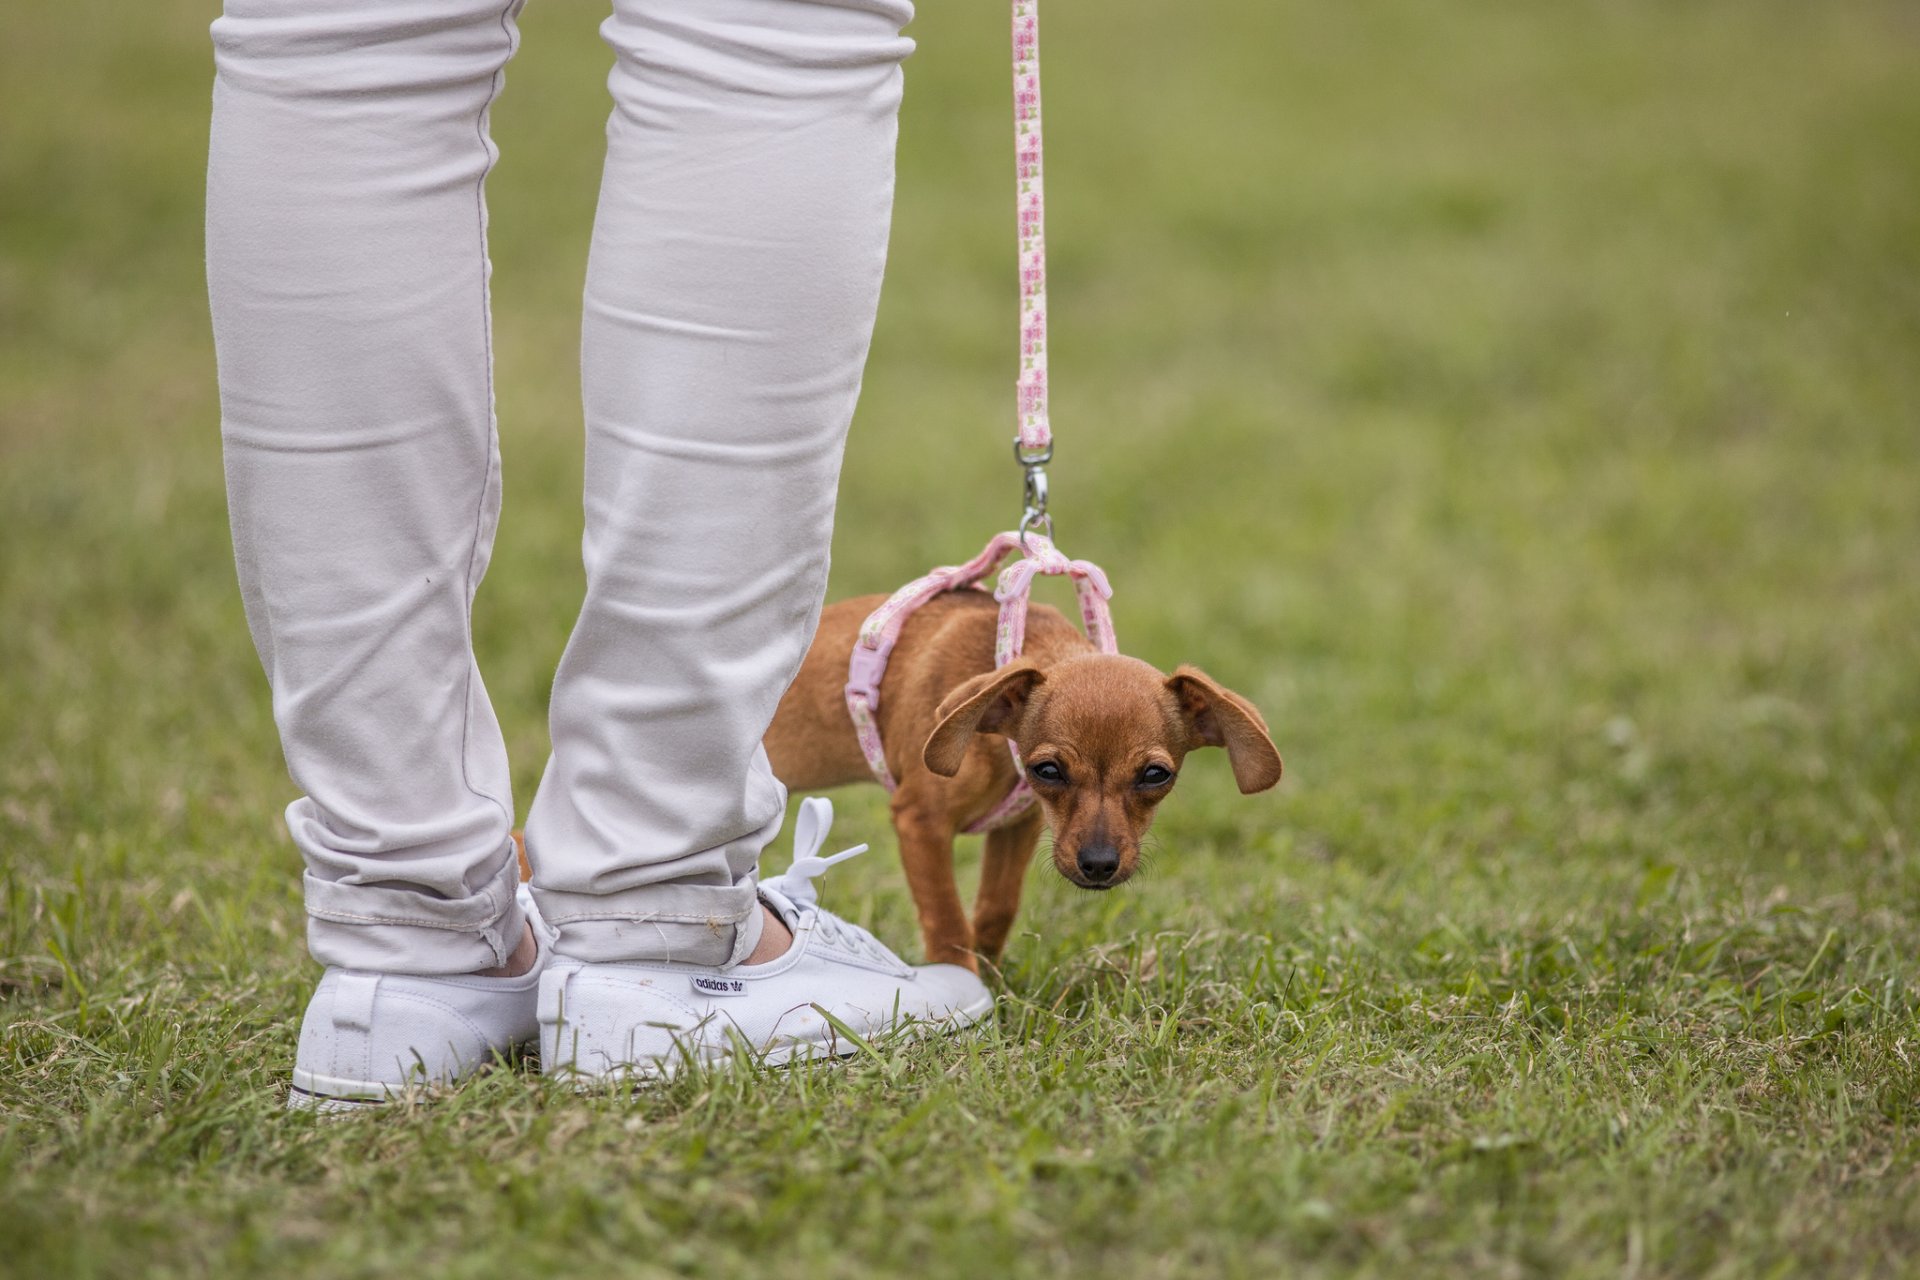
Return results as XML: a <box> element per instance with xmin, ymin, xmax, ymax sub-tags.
<box><xmin>1076</xmin><ymin>844</ymin><xmax>1120</xmax><ymax>883</ymax></box>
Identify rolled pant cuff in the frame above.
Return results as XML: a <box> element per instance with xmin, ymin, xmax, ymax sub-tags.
<box><xmin>303</xmin><ymin>843</ymin><xmax>526</xmax><ymax>975</ymax></box>
<box><xmin>534</xmin><ymin>877</ymin><xmax>763</xmax><ymax>967</ymax></box>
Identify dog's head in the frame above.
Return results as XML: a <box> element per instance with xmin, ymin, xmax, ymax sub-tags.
<box><xmin>922</xmin><ymin>654</ymin><xmax>1281</xmax><ymax>889</ymax></box>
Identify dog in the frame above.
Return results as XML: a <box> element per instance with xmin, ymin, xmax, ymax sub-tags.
<box><xmin>764</xmin><ymin>587</ymin><xmax>1282</xmax><ymax>972</ymax></box>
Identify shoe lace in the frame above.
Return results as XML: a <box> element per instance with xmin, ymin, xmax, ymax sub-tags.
<box><xmin>769</xmin><ymin>797</ymin><xmax>900</xmax><ymax>967</ymax></box>
<box><xmin>776</xmin><ymin>797</ymin><xmax>868</xmax><ymax>906</ymax></box>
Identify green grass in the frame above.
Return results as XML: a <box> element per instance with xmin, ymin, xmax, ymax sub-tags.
<box><xmin>4</xmin><ymin>0</ymin><xmax>1920</xmax><ymax>1274</ymax></box>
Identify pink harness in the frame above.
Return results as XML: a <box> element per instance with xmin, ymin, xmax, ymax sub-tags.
<box><xmin>844</xmin><ymin>531</ymin><xmax>1117</xmax><ymax>833</ymax></box>
<box><xmin>844</xmin><ymin>3</ymin><xmax>1113</xmax><ymax>834</ymax></box>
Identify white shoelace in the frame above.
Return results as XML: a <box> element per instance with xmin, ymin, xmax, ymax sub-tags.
<box><xmin>775</xmin><ymin>796</ymin><xmax>869</xmax><ymax>908</ymax></box>
<box><xmin>766</xmin><ymin>797</ymin><xmax>902</xmax><ymax>968</ymax></box>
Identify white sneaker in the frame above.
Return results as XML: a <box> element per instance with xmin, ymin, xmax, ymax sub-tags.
<box><xmin>288</xmin><ymin>887</ymin><xmax>552</xmax><ymax>1111</ymax></box>
<box><xmin>538</xmin><ymin>798</ymin><xmax>993</xmax><ymax>1084</ymax></box>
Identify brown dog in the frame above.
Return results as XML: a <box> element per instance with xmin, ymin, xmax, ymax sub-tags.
<box><xmin>765</xmin><ymin>588</ymin><xmax>1281</xmax><ymax>972</ymax></box>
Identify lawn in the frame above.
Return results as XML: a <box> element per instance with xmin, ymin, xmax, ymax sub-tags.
<box><xmin>4</xmin><ymin>0</ymin><xmax>1919</xmax><ymax>1275</ymax></box>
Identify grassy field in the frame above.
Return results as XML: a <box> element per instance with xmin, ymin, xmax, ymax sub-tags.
<box><xmin>4</xmin><ymin>0</ymin><xmax>1920</xmax><ymax>1275</ymax></box>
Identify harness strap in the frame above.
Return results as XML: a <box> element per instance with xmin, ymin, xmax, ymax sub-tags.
<box><xmin>845</xmin><ymin>531</ymin><xmax>1116</xmax><ymax>834</ymax></box>
<box><xmin>845</xmin><ymin>533</ymin><xmax>1025</xmax><ymax>794</ymax></box>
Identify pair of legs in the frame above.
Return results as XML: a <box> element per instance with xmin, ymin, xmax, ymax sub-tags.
<box><xmin>208</xmin><ymin>0</ymin><xmax>915</xmax><ymax>974</ymax></box>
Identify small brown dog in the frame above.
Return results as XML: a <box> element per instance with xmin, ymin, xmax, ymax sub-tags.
<box><xmin>765</xmin><ymin>588</ymin><xmax>1282</xmax><ymax>972</ymax></box>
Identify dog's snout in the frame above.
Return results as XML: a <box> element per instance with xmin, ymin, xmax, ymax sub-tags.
<box><xmin>1076</xmin><ymin>844</ymin><xmax>1120</xmax><ymax>883</ymax></box>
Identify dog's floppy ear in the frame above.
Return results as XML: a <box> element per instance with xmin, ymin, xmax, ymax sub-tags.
<box><xmin>923</xmin><ymin>662</ymin><xmax>1046</xmax><ymax>777</ymax></box>
<box><xmin>1166</xmin><ymin>665</ymin><xmax>1282</xmax><ymax>794</ymax></box>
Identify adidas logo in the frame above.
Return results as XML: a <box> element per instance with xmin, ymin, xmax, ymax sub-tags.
<box><xmin>690</xmin><ymin>975</ymin><xmax>748</xmax><ymax>998</ymax></box>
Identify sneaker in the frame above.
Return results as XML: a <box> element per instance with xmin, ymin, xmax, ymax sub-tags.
<box><xmin>287</xmin><ymin>886</ymin><xmax>552</xmax><ymax>1112</ymax></box>
<box><xmin>538</xmin><ymin>798</ymin><xmax>993</xmax><ymax>1084</ymax></box>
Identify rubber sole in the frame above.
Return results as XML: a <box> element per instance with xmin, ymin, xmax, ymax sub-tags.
<box><xmin>286</xmin><ymin>1066</ymin><xmax>440</xmax><ymax>1113</ymax></box>
<box><xmin>544</xmin><ymin>991</ymin><xmax>998</xmax><ymax>1089</ymax></box>
<box><xmin>287</xmin><ymin>993</ymin><xmax>997</xmax><ymax>1105</ymax></box>
<box><xmin>286</xmin><ymin>1084</ymin><xmax>386</xmax><ymax>1114</ymax></box>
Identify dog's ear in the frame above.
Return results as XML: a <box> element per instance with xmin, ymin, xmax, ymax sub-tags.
<box><xmin>923</xmin><ymin>662</ymin><xmax>1046</xmax><ymax>777</ymax></box>
<box><xmin>1166</xmin><ymin>665</ymin><xmax>1282</xmax><ymax>794</ymax></box>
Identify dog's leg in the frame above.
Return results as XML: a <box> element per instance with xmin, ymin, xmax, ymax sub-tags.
<box><xmin>971</xmin><ymin>808</ymin><xmax>1044</xmax><ymax>970</ymax></box>
<box><xmin>890</xmin><ymin>794</ymin><xmax>975</xmax><ymax>970</ymax></box>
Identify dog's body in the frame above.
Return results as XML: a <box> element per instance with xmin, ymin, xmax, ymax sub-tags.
<box><xmin>766</xmin><ymin>588</ymin><xmax>1281</xmax><ymax>972</ymax></box>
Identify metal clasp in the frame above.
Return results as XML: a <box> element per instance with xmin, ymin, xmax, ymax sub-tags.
<box><xmin>1014</xmin><ymin>439</ymin><xmax>1053</xmax><ymax>549</ymax></box>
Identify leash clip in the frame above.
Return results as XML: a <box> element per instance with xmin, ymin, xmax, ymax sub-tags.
<box><xmin>1014</xmin><ymin>439</ymin><xmax>1054</xmax><ymax>550</ymax></box>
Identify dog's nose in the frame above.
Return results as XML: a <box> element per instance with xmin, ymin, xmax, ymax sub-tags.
<box><xmin>1076</xmin><ymin>844</ymin><xmax>1120</xmax><ymax>883</ymax></box>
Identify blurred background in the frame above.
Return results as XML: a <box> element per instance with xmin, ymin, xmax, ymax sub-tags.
<box><xmin>6</xmin><ymin>0</ymin><xmax>1913</xmax><ymax>880</ymax></box>
<box><xmin>3</xmin><ymin>0</ymin><xmax>1918</xmax><ymax>1273</ymax></box>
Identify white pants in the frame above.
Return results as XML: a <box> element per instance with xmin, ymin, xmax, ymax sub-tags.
<box><xmin>207</xmin><ymin>0</ymin><xmax>914</xmax><ymax>974</ymax></box>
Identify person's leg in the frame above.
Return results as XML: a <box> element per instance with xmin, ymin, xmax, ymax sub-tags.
<box><xmin>523</xmin><ymin>0</ymin><xmax>917</xmax><ymax>967</ymax></box>
<box><xmin>208</xmin><ymin>0</ymin><xmax>528</xmax><ymax>977</ymax></box>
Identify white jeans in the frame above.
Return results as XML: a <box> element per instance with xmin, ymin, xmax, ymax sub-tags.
<box><xmin>207</xmin><ymin>0</ymin><xmax>914</xmax><ymax>974</ymax></box>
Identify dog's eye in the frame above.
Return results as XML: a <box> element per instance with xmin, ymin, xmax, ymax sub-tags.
<box><xmin>1029</xmin><ymin>760</ymin><xmax>1067</xmax><ymax>784</ymax></box>
<box><xmin>1137</xmin><ymin>764</ymin><xmax>1175</xmax><ymax>788</ymax></box>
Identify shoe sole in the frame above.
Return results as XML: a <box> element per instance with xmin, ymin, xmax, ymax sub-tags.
<box><xmin>285</xmin><ymin>1067</ymin><xmax>444</xmax><ymax>1113</ymax></box>
<box><xmin>286</xmin><ymin>1083</ymin><xmax>385</xmax><ymax>1114</ymax></box>
<box><xmin>545</xmin><ymin>990</ymin><xmax>997</xmax><ymax>1089</ymax></box>
<box><xmin>285</xmin><ymin>994</ymin><xmax>997</xmax><ymax>1104</ymax></box>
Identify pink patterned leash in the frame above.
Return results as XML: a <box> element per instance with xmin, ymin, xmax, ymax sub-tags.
<box><xmin>844</xmin><ymin>530</ymin><xmax>1116</xmax><ymax>834</ymax></box>
<box><xmin>1013</xmin><ymin>0</ymin><xmax>1051</xmax><ymax>463</ymax></box>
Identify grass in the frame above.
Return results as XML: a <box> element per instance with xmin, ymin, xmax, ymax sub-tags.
<box><xmin>4</xmin><ymin>0</ymin><xmax>1919</xmax><ymax>1274</ymax></box>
